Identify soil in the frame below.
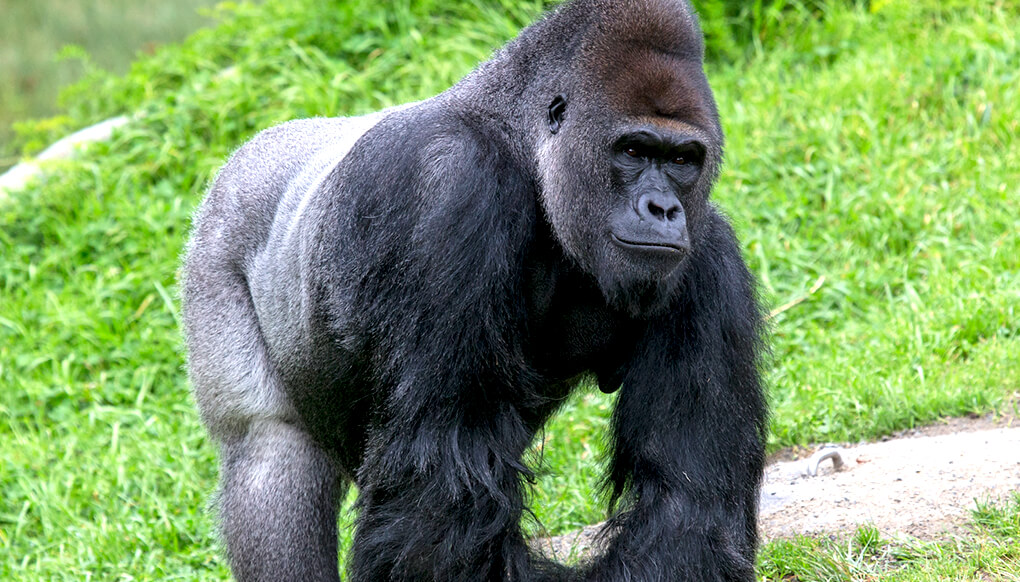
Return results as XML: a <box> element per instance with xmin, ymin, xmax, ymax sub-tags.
<box><xmin>537</xmin><ymin>402</ymin><xmax>1020</xmax><ymax>560</ymax></box>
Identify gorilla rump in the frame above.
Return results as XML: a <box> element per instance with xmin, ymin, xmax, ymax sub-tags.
<box><xmin>181</xmin><ymin>0</ymin><xmax>767</xmax><ymax>580</ymax></box>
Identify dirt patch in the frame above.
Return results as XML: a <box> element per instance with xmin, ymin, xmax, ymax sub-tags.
<box><xmin>538</xmin><ymin>405</ymin><xmax>1020</xmax><ymax>560</ymax></box>
<box><xmin>760</xmin><ymin>425</ymin><xmax>1020</xmax><ymax>539</ymax></box>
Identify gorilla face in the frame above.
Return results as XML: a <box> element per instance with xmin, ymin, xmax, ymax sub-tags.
<box><xmin>607</xmin><ymin>125</ymin><xmax>704</xmax><ymax>273</ymax></box>
<box><xmin>540</xmin><ymin>93</ymin><xmax>717</xmax><ymax>316</ymax></box>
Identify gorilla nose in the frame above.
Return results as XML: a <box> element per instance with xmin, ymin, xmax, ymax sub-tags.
<box><xmin>637</xmin><ymin>191</ymin><xmax>684</xmax><ymax>225</ymax></box>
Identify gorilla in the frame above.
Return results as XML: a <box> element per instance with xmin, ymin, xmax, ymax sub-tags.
<box><xmin>181</xmin><ymin>0</ymin><xmax>767</xmax><ymax>580</ymax></box>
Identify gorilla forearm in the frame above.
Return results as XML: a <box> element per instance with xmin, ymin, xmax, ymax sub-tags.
<box><xmin>350</xmin><ymin>407</ymin><xmax>534</xmax><ymax>581</ymax></box>
<box><xmin>593</xmin><ymin>230</ymin><xmax>766</xmax><ymax>581</ymax></box>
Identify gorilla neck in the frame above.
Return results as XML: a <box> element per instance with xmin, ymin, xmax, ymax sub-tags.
<box><xmin>523</xmin><ymin>235</ymin><xmax>642</xmax><ymax>384</ymax></box>
<box><xmin>599</xmin><ymin>273</ymin><xmax>684</xmax><ymax>319</ymax></box>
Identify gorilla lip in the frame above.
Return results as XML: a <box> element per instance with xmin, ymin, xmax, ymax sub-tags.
<box><xmin>610</xmin><ymin>232</ymin><xmax>688</xmax><ymax>254</ymax></box>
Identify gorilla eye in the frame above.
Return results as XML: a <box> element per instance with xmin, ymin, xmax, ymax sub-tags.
<box><xmin>671</xmin><ymin>155</ymin><xmax>687</xmax><ymax>165</ymax></box>
<box><xmin>625</xmin><ymin>147</ymin><xmax>640</xmax><ymax>157</ymax></box>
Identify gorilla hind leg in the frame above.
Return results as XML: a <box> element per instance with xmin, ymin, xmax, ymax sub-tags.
<box><xmin>219</xmin><ymin>420</ymin><xmax>343</xmax><ymax>582</ymax></box>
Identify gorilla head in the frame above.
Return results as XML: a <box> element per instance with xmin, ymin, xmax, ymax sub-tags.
<box><xmin>182</xmin><ymin>1</ymin><xmax>766</xmax><ymax>581</ymax></box>
<box><xmin>524</xmin><ymin>0</ymin><xmax>724</xmax><ymax>314</ymax></box>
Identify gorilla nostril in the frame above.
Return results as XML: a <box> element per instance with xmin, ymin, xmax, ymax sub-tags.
<box><xmin>640</xmin><ymin>194</ymin><xmax>682</xmax><ymax>223</ymax></box>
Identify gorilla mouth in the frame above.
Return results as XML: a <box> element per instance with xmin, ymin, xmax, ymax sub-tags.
<box><xmin>610</xmin><ymin>233</ymin><xmax>687</xmax><ymax>254</ymax></box>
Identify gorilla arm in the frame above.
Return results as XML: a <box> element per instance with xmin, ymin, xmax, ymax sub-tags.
<box><xmin>590</xmin><ymin>213</ymin><xmax>767</xmax><ymax>582</ymax></box>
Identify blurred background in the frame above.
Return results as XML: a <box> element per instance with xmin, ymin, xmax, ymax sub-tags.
<box><xmin>0</xmin><ymin>0</ymin><xmax>222</xmax><ymax>170</ymax></box>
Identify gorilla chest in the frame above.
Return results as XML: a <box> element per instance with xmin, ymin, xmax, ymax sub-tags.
<box><xmin>524</xmin><ymin>264</ymin><xmax>636</xmax><ymax>385</ymax></box>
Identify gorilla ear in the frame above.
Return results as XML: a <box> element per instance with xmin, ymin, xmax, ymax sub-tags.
<box><xmin>548</xmin><ymin>94</ymin><xmax>567</xmax><ymax>134</ymax></box>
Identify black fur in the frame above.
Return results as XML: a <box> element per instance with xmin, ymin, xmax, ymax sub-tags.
<box><xmin>182</xmin><ymin>1</ymin><xmax>767</xmax><ymax>580</ymax></box>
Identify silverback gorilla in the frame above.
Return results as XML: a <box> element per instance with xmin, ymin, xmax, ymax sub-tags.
<box><xmin>181</xmin><ymin>0</ymin><xmax>767</xmax><ymax>580</ymax></box>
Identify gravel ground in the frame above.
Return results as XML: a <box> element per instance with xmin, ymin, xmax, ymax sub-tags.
<box><xmin>537</xmin><ymin>404</ymin><xmax>1020</xmax><ymax>560</ymax></box>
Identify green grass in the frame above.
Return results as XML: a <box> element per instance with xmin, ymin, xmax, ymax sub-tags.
<box><xmin>1</xmin><ymin>0</ymin><xmax>1018</xmax><ymax>579</ymax></box>
<box><xmin>759</xmin><ymin>497</ymin><xmax>1020</xmax><ymax>581</ymax></box>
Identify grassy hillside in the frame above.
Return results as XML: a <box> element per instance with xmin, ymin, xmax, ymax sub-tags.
<box><xmin>1</xmin><ymin>0</ymin><xmax>1017</xmax><ymax>579</ymax></box>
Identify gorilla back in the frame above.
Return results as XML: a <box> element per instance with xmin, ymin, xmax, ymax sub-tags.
<box><xmin>182</xmin><ymin>1</ymin><xmax>767</xmax><ymax>580</ymax></box>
